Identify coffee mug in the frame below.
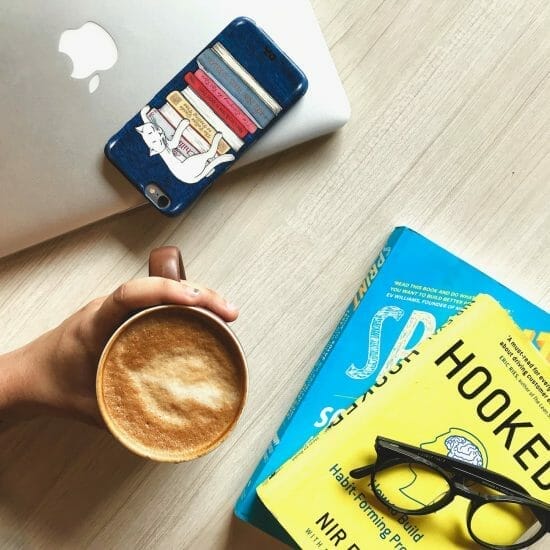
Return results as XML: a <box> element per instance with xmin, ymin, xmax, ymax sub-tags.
<box><xmin>96</xmin><ymin>247</ymin><xmax>247</xmax><ymax>462</ymax></box>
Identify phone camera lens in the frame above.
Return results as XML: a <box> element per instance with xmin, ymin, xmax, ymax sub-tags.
<box><xmin>145</xmin><ymin>183</ymin><xmax>170</xmax><ymax>209</ymax></box>
<box><xmin>157</xmin><ymin>195</ymin><xmax>169</xmax><ymax>209</ymax></box>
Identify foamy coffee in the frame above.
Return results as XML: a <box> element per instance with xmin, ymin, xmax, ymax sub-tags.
<box><xmin>97</xmin><ymin>306</ymin><xmax>247</xmax><ymax>462</ymax></box>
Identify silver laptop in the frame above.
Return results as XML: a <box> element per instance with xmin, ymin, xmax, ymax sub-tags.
<box><xmin>0</xmin><ymin>1</ymin><xmax>349</xmax><ymax>258</ymax></box>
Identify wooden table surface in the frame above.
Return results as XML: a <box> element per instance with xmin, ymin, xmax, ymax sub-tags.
<box><xmin>1</xmin><ymin>1</ymin><xmax>549</xmax><ymax>548</ymax></box>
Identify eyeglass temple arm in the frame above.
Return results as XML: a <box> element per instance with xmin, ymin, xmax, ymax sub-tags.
<box><xmin>349</xmin><ymin>455</ymin><xmax>406</xmax><ymax>479</ymax></box>
<box><xmin>349</xmin><ymin>463</ymin><xmax>375</xmax><ymax>479</ymax></box>
<box><xmin>412</xmin><ymin>446</ymin><xmax>528</xmax><ymax>495</ymax></box>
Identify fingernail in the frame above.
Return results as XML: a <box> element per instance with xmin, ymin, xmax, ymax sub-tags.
<box><xmin>226</xmin><ymin>301</ymin><xmax>238</xmax><ymax>311</ymax></box>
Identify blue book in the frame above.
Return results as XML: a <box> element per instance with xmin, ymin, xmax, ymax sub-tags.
<box><xmin>234</xmin><ymin>226</ymin><xmax>550</xmax><ymax>544</ymax></box>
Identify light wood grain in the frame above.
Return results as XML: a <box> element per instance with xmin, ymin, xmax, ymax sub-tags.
<box><xmin>1</xmin><ymin>1</ymin><xmax>549</xmax><ymax>548</ymax></box>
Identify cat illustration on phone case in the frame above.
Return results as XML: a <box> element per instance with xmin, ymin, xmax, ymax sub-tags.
<box><xmin>135</xmin><ymin>106</ymin><xmax>235</xmax><ymax>184</ymax></box>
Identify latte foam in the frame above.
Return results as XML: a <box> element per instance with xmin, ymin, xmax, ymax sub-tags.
<box><xmin>98</xmin><ymin>307</ymin><xmax>246</xmax><ymax>461</ymax></box>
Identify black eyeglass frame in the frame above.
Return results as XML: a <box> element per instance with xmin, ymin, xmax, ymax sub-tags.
<box><xmin>349</xmin><ymin>436</ymin><xmax>550</xmax><ymax>550</ymax></box>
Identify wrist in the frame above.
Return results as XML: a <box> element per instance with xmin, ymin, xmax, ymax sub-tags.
<box><xmin>0</xmin><ymin>345</ymin><xmax>34</xmax><ymax>413</ymax></box>
<box><xmin>0</xmin><ymin>333</ymin><xmax>59</xmax><ymax>419</ymax></box>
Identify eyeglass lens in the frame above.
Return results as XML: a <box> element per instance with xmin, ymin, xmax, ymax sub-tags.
<box><xmin>374</xmin><ymin>462</ymin><xmax>450</xmax><ymax>512</ymax></box>
<box><xmin>470</xmin><ymin>499</ymin><xmax>542</xmax><ymax>547</ymax></box>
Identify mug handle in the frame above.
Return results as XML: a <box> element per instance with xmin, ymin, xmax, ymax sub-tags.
<box><xmin>148</xmin><ymin>246</ymin><xmax>186</xmax><ymax>281</ymax></box>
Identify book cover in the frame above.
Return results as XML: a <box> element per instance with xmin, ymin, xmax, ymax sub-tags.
<box><xmin>235</xmin><ymin>227</ymin><xmax>549</xmax><ymax>543</ymax></box>
<box><xmin>257</xmin><ymin>295</ymin><xmax>550</xmax><ymax>548</ymax></box>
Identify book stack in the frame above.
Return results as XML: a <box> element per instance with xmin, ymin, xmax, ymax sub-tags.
<box><xmin>144</xmin><ymin>41</ymin><xmax>282</xmax><ymax>159</ymax></box>
<box><xmin>235</xmin><ymin>227</ymin><xmax>549</xmax><ymax>548</ymax></box>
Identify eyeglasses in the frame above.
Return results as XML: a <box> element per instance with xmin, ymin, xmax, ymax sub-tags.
<box><xmin>350</xmin><ymin>436</ymin><xmax>550</xmax><ymax>549</ymax></box>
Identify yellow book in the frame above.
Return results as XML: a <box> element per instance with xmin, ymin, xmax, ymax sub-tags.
<box><xmin>165</xmin><ymin>90</ymin><xmax>231</xmax><ymax>154</ymax></box>
<box><xmin>257</xmin><ymin>295</ymin><xmax>549</xmax><ymax>549</ymax></box>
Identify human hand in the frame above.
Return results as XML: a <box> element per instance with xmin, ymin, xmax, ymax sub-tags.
<box><xmin>0</xmin><ymin>277</ymin><xmax>238</xmax><ymax>426</ymax></box>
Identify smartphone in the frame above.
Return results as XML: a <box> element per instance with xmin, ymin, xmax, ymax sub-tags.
<box><xmin>105</xmin><ymin>17</ymin><xmax>308</xmax><ymax>216</ymax></box>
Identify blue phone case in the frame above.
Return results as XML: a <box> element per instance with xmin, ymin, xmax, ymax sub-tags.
<box><xmin>105</xmin><ymin>17</ymin><xmax>308</xmax><ymax>216</ymax></box>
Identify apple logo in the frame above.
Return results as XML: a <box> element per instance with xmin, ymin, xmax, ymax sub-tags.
<box><xmin>58</xmin><ymin>22</ymin><xmax>118</xmax><ymax>94</ymax></box>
